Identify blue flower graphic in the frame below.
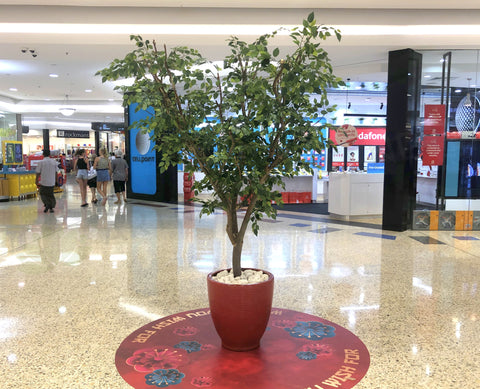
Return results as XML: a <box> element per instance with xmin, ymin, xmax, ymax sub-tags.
<box><xmin>285</xmin><ymin>321</ymin><xmax>336</xmax><ymax>340</ymax></box>
<box><xmin>297</xmin><ymin>351</ymin><xmax>317</xmax><ymax>360</ymax></box>
<box><xmin>145</xmin><ymin>368</ymin><xmax>185</xmax><ymax>387</ymax></box>
<box><xmin>174</xmin><ymin>341</ymin><xmax>202</xmax><ymax>353</ymax></box>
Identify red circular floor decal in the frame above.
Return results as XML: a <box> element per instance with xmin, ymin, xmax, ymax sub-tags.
<box><xmin>116</xmin><ymin>308</ymin><xmax>370</xmax><ymax>389</ymax></box>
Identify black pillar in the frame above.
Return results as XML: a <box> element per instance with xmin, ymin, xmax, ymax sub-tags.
<box><xmin>42</xmin><ymin>129</ymin><xmax>50</xmax><ymax>151</ymax></box>
<box><xmin>94</xmin><ymin>130</ymin><xmax>100</xmax><ymax>156</ymax></box>
<box><xmin>382</xmin><ymin>49</ymin><xmax>422</xmax><ymax>231</ymax></box>
<box><xmin>16</xmin><ymin>114</ymin><xmax>22</xmax><ymax>141</ymax></box>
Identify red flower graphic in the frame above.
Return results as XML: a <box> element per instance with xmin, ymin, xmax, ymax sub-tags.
<box><xmin>126</xmin><ymin>346</ymin><xmax>188</xmax><ymax>373</ymax></box>
<box><xmin>301</xmin><ymin>343</ymin><xmax>333</xmax><ymax>358</ymax></box>
<box><xmin>173</xmin><ymin>326</ymin><xmax>199</xmax><ymax>336</ymax></box>
<box><xmin>191</xmin><ymin>376</ymin><xmax>215</xmax><ymax>387</ymax></box>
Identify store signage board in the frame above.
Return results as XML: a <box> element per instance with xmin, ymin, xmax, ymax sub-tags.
<box><xmin>91</xmin><ymin>122</ymin><xmax>125</xmax><ymax>132</ymax></box>
<box><xmin>424</xmin><ymin>104</ymin><xmax>446</xmax><ymax>135</ymax></box>
<box><xmin>367</xmin><ymin>163</ymin><xmax>385</xmax><ymax>173</ymax></box>
<box><xmin>421</xmin><ymin>135</ymin><xmax>445</xmax><ymax>166</ymax></box>
<box><xmin>56</xmin><ymin>130</ymin><xmax>90</xmax><ymax>138</ymax></box>
<box><xmin>129</xmin><ymin>104</ymin><xmax>157</xmax><ymax>195</ymax></box>
<box><xmin>330</xmin><ymin>128</ymin><xmax>385</xmax><ymax>146</ymax></box>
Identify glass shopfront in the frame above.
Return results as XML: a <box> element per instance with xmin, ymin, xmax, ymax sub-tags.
<box><xmin>414</xmin><ymin>50</ymin><xmax>480</xmax><ymax>230</ymax></box>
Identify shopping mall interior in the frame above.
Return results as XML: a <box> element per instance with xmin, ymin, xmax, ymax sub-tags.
<box><xmin>2</xmin><ymin>1</ymin><xmax>480</xmax><ymax>388</ymax></box>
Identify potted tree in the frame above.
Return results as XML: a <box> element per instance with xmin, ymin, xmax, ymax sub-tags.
<box><xmin>98</xmin><ymin>12</ymin><xmax>343</xmax><ymax>351</ymax></box>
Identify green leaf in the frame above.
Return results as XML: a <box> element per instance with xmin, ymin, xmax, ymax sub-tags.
<box><xmin>97</xmin><ymin>13</ymin><xmax>342</xmax><ymax>272</ymax></box>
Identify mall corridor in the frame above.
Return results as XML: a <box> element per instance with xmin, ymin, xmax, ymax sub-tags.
<box><xmin>0</xmin><ymin>179</ymin><xmax>480</xmax><ymax>388</ymax></box>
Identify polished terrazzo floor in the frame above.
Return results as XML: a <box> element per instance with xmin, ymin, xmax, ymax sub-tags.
<box><xmin>1</xmin><ymin>178</ymin><xmax>480</xmax><ymax>388</ymax></box>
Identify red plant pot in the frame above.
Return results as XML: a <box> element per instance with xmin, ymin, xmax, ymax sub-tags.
<box><xmin>207</xmin><ymin>268</ymin><xmax>274</xmax><ymax>351</ymax></box>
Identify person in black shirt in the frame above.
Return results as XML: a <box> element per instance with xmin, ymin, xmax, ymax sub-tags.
<box><xmin>73</xmin><ymin>149</ymin><xmax>89</xmax><ymax>207</ymax></box>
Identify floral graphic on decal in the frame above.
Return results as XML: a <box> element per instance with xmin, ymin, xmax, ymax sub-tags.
<box><xmin>145</xmin><ymin>368</ymin><xmax>185</xmax><ymax>387</ymax></box>
<box><xmin>271</xmin><ymin>319</ymin><xmax>296</xmax><ymax>329</ymax></box>
<box><xmin>302</xmin><ymin>343</ymin><xmax>333</xmax><ymax>358</ymax></box>
<box><xmin>126</xmin><ymin>347</ymin><xmax>188</xmax><ymax>373</ymax></box>
<box><xmin>296</xmin><ymin>351</ymin><xmax>317</xmax><ymax>360</ymax></box>
<box><xmin>174</xmin><ymin>341</ymin><xmax>202</xmax><ymax>353</ymax></box>
<box><xmin>285</xmin><ymin>321</ymin><xmax>336</xmax><ymax>341</ymax></box>
<box><xmin>191</xmin><ymin>376</ymin><xmax>215</xmax><ymax>387</ymax></box>
<box><xmin>173</xmin><ymin>326</ymin><xmax>198</xmax><ymax>336</ymax></box>
<box><xmin>200</xmin><ymin>344</ymin><xmax>216</xmax><ymax>351</ymax></box>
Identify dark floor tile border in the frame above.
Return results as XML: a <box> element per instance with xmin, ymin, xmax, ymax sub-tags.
<box><xmin>289</xmin><ymin>223</ymin><xmax>311</xmax><ymax>228</ymax></box>
<box><xmin>409</xmin><ymin>236</ymin><xmax>446</xmax><ymax>245</ymax></box>
<box><xmin>310</xmin><ymin>227</ymin><xmax>341</xmax><ymax>234</ymax></box>
<box><xmin>169</xmin><ymin>203</ymin><xmax>382</xmax><ymax>231</ymax></box>
<box><xmin>276</xmin><ymin>212</ymin><xmax>383</xmax><ymax>230</ymax></box>
<box><xmin>355</xmin><ymin>231</ymin><xmax>396</xmax><ymax>240</ymax></box>
<box><xmin>452</xmin><ymin>236</ymin><xmax>479</xmax><ymax>241</ymax></box>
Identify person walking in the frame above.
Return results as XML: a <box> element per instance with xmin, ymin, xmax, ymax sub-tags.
<box><xmin>111</xmin><ymin>150</ymin><xmax>129</xmax><ymax>204</ymax></box>
<box><xmin>87</xmin><ymin>153</ymin><xmax>98</xmax><ymax>204</ymax></box>
<box><xmin>93</xmin><ymin>148</ymin><xmax>112</xmax><ymax>206</ymax></box>
<box><xmin>73</xmin><ymin>148</ymin><xmax>89</xmax><ymax>207</ymax></box>
<box><xmin>35</xmin><ymin>149</ymin><xmax>59</xmax><ymax>213</ymax></box>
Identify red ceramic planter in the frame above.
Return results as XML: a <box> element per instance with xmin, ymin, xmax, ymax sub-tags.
<box><xmin>207</xmin><ymin>268</ymin><xmax>274</xmax><ymax>351</ymax></box>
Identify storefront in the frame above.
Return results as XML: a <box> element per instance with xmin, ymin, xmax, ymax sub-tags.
<box><xmin>413</xmin><ymin>49</ymin><xmax>480</xmax><ymax>231</ymax></box>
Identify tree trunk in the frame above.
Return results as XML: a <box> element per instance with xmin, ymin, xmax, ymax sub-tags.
<box><xmin>226</xmin><ymin>197</ymin><xmax>254</xmax><ymax>278</ymax></box>
<box><xmin>232</xmin><ymin>240</ymin><xmax>243</xmax><ymax>277</ymax></box>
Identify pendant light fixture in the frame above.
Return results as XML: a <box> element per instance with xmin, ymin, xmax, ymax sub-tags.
<box><xmin>59</xmin><ymin>94</ymin><xmax>76</xmax><ymax>116</ymax></box>
<box><xmin>464</xmin><ymin>78</ymin><xmax>473</xmax><ymax>108</ymax></box>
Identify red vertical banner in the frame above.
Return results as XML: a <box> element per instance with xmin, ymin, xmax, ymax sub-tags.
<box><xmin>421</xmin><ymin>135</ymin><xmax>445</xmax><ymax>166</ymax></box>
<box><xmin>424</xmin><ymin>104</ymin><xmax>446</xmax><ymax>135</ymax></box>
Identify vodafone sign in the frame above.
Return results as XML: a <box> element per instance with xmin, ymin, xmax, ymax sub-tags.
<box><xmin>330</xmin><ymin>128</ymin><xmax>386</xmax><ymax>146</ymax></box>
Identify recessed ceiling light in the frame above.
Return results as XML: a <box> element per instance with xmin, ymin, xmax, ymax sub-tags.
<box><xmin>108</xmin><ymin>99</ymin><xmax>114</xmax><ymax>102</ymax></box>
<box><xmin>9</xmin><ymin>87</ymin><xmax>17</xmax><ymax>91</ymax></box>
<box><xmin>49</xmin><ymin>73</ymin><xmax>59</xmax><ymax>78</ymax></box>
<box><xmin>424</xmin><ymin>75</ymin><xmax>431</xmax><ymax>78</ymax></box>
<box><xmin>454</xmin><ymin>89</ymin><xmax>462</xmax><ymax>93</ymax></box>
<box><xmin>85</xmin><ymin>89</ymin><xmax>92</xmax><ymax>93</ymax></box>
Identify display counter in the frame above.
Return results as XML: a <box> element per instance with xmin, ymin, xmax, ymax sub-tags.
<box><xmin>328</xmin><ymin>172</ymin><xmax>384</xmax><ymax>218</ymax></box>
<box><xmin>1</xmin><ymin>171</ymin><xmax>37</xmax><ymax>199</ymax></box>
<box><xmin>0</xmin><ymin>178</ymin><xmax>8</xmax><ymax>201</ymax></box>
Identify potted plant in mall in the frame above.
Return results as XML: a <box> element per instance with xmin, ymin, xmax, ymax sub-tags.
<box><xmin>97</xmin><ymin>12</ymin><xmax>343</xmax><ymax>351</ymax></box>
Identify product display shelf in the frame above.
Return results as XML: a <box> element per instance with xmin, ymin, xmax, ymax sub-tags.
<box><xmin>3</xmin><ymin>171</ymin><xmax>38</xmax><ymax>200</ymax></box>
<box><xmin>0</xmin><ymin>177</ymin><xmax>8</xmax><ymax>201</ymax></box>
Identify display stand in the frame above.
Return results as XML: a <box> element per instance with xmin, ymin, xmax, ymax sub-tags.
<box><xmin>2</xmin><ymin>170</ymin><xmax>37</xmax><ymax>200</ymax></box>
<box><xmin>328</xmin><ymin>172</ymin><xmax>384</xmax><ymax>218</ymax></box>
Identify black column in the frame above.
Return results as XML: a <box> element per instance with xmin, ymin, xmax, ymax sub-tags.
<box><xmin>94</xmin><ymin>130</ymin><xmax>100</xmax><ymax>156</ymax></box>
<box><xmin>382</xmin><ymin>49</ymin><xmax>422</xmax><ymax>231</ymax></box>
<box><xmin>42</xmin><ymin>129</ymin><xmax>50</xmax><ymax>151</ymax></box>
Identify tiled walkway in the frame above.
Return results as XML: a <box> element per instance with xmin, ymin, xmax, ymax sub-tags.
<box><xmin>1</xmin><ymin>178</ymin><xmax>480</xmax><ymax>388</ymax></box>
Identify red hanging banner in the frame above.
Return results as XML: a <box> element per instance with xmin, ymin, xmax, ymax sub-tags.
<box><xmin>421</xmin><ymin>135</ymin><xmax>445</xmax><ymax>166</ymax></box>
<box><xmin>424</xmin><ymin>104</ymin><xmax>446</xmax><ymax>135</ymax></box>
